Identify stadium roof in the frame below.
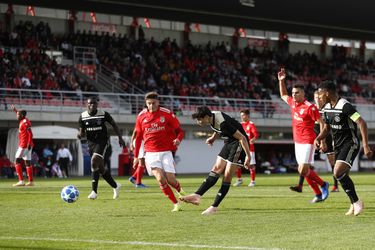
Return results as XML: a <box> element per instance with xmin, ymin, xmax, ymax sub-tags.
<box><xmin>6</xmin><ymin>0</ymin><xmax>375</xmax><ymax>41</ymax></box>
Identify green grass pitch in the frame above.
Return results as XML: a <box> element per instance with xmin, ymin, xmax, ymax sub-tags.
<box><xmin>1</xmin><ymin>173</ymin><xmax>375</xmax><ymax>250</ymax></box>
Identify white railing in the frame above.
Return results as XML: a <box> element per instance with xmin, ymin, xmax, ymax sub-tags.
<box><xmin>1</xmin><ymin>88</ymin><xmax>375</xmax><ymax>123</ymax></box>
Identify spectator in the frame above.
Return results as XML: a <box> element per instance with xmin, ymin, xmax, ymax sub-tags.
<box><xmin>56</xmin><ymin>143</ymin><xmax>73</xmax><ymax>178</ymax></box>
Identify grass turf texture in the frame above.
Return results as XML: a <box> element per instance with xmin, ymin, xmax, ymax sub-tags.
<box><xmin>1</xmin><ymin>173</ymin><xmax>375</xmax><ymax>250</ymax></box>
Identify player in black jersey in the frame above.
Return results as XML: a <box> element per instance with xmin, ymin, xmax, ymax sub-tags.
<box><xmin>78</xmin><ymin>96</ymin><xmax>125</xmax><ymax>200</ymax></box>
<box><xmin>315</xmin><ymin>81</ymin><xmax>373</xmax><ymax>216</ymax></box>
<box><xmin>180</xmin><ymin>106</ymin><xmax>251</xmax><ymax>215</ymax></box>
<box><xmin>290</xmin><ymin>91</ymin><xmax>339</xmax><ymax>193</ymax></box>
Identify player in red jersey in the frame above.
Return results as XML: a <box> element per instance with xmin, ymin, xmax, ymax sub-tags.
<box><xmin>233</xmin><ymin>109</ymin><xmax>259</xmax><ymax>187</ymax></box>
<box><xmin>11</xmin><ymin>105</ymin><xmax>34</xmax><ymax>187</ymax></box>
<box><xmin>133</xmin><ymin>92</ymin><xmax>185</xmax><ymax>212</ymax></box>
<box><xmin>278</xmin><ymin>68</ymin><xmax>329</xmax><ymax>203</ymax></box>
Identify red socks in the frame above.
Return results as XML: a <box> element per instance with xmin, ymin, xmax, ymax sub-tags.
<box><xmin>236</xmin><ymin>168</ymin><xmax>242</xmax><ymax>178</ymax></box>
<box><xmin>26</xmin><ymin>166</ymin><xmax>33</xmax><ymax>182</ymax></box>
<box><xmin>170</xmin><ymin>180</ymin><xmax>181</xmax><ymax>192</ymax></box>
<box><xmin>306</xmin><ymin>176</ymin><xmax>322</xmax><ymax>195</ymax></box>
<box><xmin>250</xmin><ymin>168</ymin><xmax>256</xmax><ymax>182</ymax></box>
<box><xmin>15</xmin><ymin>163</ymin><xmax>23</xmax><ymax>181</ymax></box>
<box><xmin>306</xmin><ymin>169</ymin><xmax>324</xmax><ymax>186</ymax></box>
<box><xmin>159</xmin><ymin>182</ymin><xmax>177</xmax><ymax>204</ymax></box>
<box><xmin>135</xmin><ymin>166</ymin><xmax>145</xmax><ymax>185</ymax></box>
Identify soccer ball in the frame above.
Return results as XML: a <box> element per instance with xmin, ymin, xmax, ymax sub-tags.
<box><xmin>61</xmin><ymin>185</ymin><xmax>79</xmax><ymax>203</ymax></box>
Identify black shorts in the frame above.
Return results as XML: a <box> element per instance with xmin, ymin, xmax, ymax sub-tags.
<box><xmin>218</xmin><ymin>140</ymin><xmax>246</xmax><ymax>166</ymax></box>
<box><xmin>88</xmin><ymin>141</ymin><xmax>109</xmax><ymax>158</ymax></box>
<box><xmin>334</xmin><ymin>143</ymin><xmax>359</xmax><ymax>168</ymax></box>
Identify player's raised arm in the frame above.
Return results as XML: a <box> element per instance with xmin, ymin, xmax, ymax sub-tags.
<box><xmin>277</xmin><ymin>67</ymin><xmax>289</xmax><ymax>103</ymax></box>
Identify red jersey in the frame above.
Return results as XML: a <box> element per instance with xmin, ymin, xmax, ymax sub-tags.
<box><xmin>241</xmin><ymin>120</ymin><xmax>258</xmax><ymax>152</ymax></box>
<box><xmin>134</xmin><ymin>107</ymin><xmax>184</xmax><ymax>157</ymax></box>
<box><xmin>287</xmin><ymin>96</ymin><xmax>320</xmax><ymax>144</ymax></box>
<box><xmin>18</xmin><ymin>118</ymin><xmax>34</xmax><ymax>148</ymax></box>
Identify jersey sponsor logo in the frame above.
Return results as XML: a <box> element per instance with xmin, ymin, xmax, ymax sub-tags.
<box><xmin>331</xmin><ymin>124</ymin><xmax>342</xmax><ymax>129</ymax></box>
<box><xmin>86</xmin><ymin>127</ymin><xmax>102</xmax><ymax>131</ymax></box>
<box><xmin>334</xmin><ymin>115</ymin><xmax>341</xmax><ymax>122</ymax></box>
<box><xmin>146</xmin><ymin>126</ymin><xmax>166</xmax><ymax>133</ymax></box>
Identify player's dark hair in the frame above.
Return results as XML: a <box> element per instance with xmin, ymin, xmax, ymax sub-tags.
<box><xmin>88</xmin><ymin>96</ymin><xmax>99</xmax><ymax>102</ymax></box>
<box><xmin>292</xmin><ymin>84</ymin><xmax>305</xmax><ymax>91</ymax></box>
<box><xmin>240</xmin><ymin>109</ymin><xmax>250</xmax><ymax>115</ymax></box>
<box><xmin>145</xmin><ymin>91</ymin><xmax>159</xmax><ymax>100</ymax></box>
<box><xmin>192</xmin><ymin>106</ymin><xmax>212</xmax><ymax>119</ymax></box>
<box><xmin>319</xmin><ymin>81</ymin><xmax>336</xmax><ymax>92</ymax></box>
<box><xmin>18</xmin><ymin>110</ymin><xmax>27</xmax><ymax>117</ymax></box>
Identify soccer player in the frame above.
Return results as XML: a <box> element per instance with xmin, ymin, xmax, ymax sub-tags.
<box><xmin>11</xmin><ymin>105</ymin><xmax>34</xmax><ymax>187</ymax></box>
<box><xmin>133</xmin><ymin>92</ymin><xmax>185</xmax><ymax>212</ymax></box>
<box><xmin>233</xmin><ymin>109</ymin><xmax>258</xmax><ymax>187</ymax></box>
<box><xmin>180</xmin><ymin>106</ymin><xmax>251</xmax><ymax>215</ymax></box>
<box><xmin>290</xmin><ymin>91</ymin><xmax>338</xmax><ymax>193</ymax></box>
<box><xmin>277</xmin><ymin>68</ymin><xmax>329</xmax><ymax>203</ymax></box>
<box><xmin>315</xmin><ymin>81</ymin><xmax>373</xmax><ymax>216</ymax></box>
<box><xmin>129</xmin><ymin>128</ymin><xmax>147</xmax><ymax>188</ymax></box>
<box><xmin>78</xmin><ymin>96</ymin><xmax>124</xmax><ymax>200</ymax></box>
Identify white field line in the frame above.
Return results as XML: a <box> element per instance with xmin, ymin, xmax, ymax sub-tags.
<box><xmin>0</xmin><ymin>236</ymin><xmax>281</xmax><ymax>250</ymax></box>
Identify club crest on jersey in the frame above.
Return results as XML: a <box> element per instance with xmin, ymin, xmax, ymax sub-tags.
<box><xmin>96</xmin><ymin>120</ymin><xmax>102</xmax><ymax>125</ymax></box>
<box><xmin>334</xmin><ymin>115</ymin><xmax>341</xmax><ymax>122</ymax></box>
<box><xmin>299</xmin><ymin>109</ymin><xmax>304</xmax><ymax>115</ymax></box>
<box><xmin>160</xmin><ymin>116</ymin><xmax>165</xmax><ymax>123</ymax></box>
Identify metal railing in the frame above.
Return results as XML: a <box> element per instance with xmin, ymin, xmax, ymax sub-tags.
<box><xmin>0</xmin><ymin>88</ymin><xmax>374</xmax><ymax>123</ymax></box>
<box><xmin>97</xmin><ymin>64</ymin><xmax>145</xmax><ymax>94</ymax></box>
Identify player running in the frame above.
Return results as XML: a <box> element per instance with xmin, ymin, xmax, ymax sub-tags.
<box><xmin>133</xmin><ymin>92</ymin><xmax>185</xmax><ymax>212</ymax></box>
<box><xmin>315</xmin><ymin>81</ymin><xmax>373</xmax><ymax>215</ymax></box>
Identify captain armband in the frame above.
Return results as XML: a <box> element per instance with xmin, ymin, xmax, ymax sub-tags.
<box><xmin>350</xmin><ymin>112</ymin><xmax>361</xmax><ymax>122</ymax></box>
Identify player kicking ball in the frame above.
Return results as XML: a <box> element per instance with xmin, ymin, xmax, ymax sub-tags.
<box><xmin>180</xmin><ymin>106</ymin><xmax>251</xmax><ymax>215</ymax></box>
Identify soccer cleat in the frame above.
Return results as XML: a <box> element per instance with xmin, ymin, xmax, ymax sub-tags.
<box><xmin>128</xmin><ymin>176</ymin><xmax>136</xmax><ymax>185</ymax></box>
<box><xmin>310</xmin><ymin>195</ymin><xmax>323</xmax><ymax>203</ymax></box>
<box><xmin>289</xmin><ymin>185</ymin><xmax>302</xmax><ymax>193</ymax></box>
<box><xmin>12</xmin><ymin>181</ymin><xmax>25</xmax><ymax>187</ymax></box>
<box><xmin>248</xmin><ymin>181</ymin><xmax>256</xmax><ymax>187</ymax></box>
<box><xmin>113</xmin><ymin>183</ymin><xmax>121</xmax><ymax>199</ymax></box>
<box><xmin>201</xmin><ymin>206</ymin><xmax>218</xmax><ymax>215</ymax></box>
<box><xmin>135</xmin><ymin>183</ymin><xmax>147</xmax><ymax>188</ymax></box>
<box><xmin>87</xmin><ymin>191</ymin><xmax>97</xmax><ymax>200</ymax></box>
<box><xmin>176</xmin><ymin>188</ymin><xmax>187</xmax><ymax>199</ymax></box>
<box><xmin>179</xmin><ymin>193</ymin><xmax>201</xmax><ymax>205</ymax></box>
<box><xmin>171</xmin><ymin>203</ymin><xmax>182</xmax><ymax>212</ymax></box>
<box><xmin>25</xmin><ymin>181</ymin><xmax>34</xmax><ymax>186</ymax></box>
<box><xmin>331</xmin><ymin>186</ymin><xmax>339</xmax><ymax>192</ymax></box>
<box><xmin>345</xmin><ymin>204</ymin><xmax>354</xmax><ymax>216</ymax></box>
<box><xmin>233</xmin><ymin>179</ymin><xmax>243</xmax><ymax>187</ymax></box>
<box><xmin>353</xmin><ymin>200</ymin><xmax>364</xmax><ymax>216</ymax></box>
<box><xmin>321</xmin><ymin>182</ymin><xmax>329</xmax><ymax>200</ymax></box>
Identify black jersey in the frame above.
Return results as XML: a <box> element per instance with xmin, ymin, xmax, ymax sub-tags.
<box><xmin>210</xmin><ymin>111</ymin><xmax>248</xmax><ymax>144</ymax></box>
<box><xmin>322</xmin><ymin>98</ymin><xmax>360</xmax><ymax>149</ymax></box>
<box><xmin>78</xmin><ymin>110</ymin><xmax>114</xmax><ymax>143</ymax></box>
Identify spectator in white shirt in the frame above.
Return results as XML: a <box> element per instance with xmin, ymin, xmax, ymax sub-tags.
<box><xmin>56</xmin><ymin>144</ymin><xmax>73</xmax><ymax>178</ymax></box>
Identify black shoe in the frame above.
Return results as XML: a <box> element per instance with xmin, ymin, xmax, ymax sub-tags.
<box><xmin>289</xmin><ymin>185</ymin><xmax>302</xmax><ymax>193</ymax></box>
